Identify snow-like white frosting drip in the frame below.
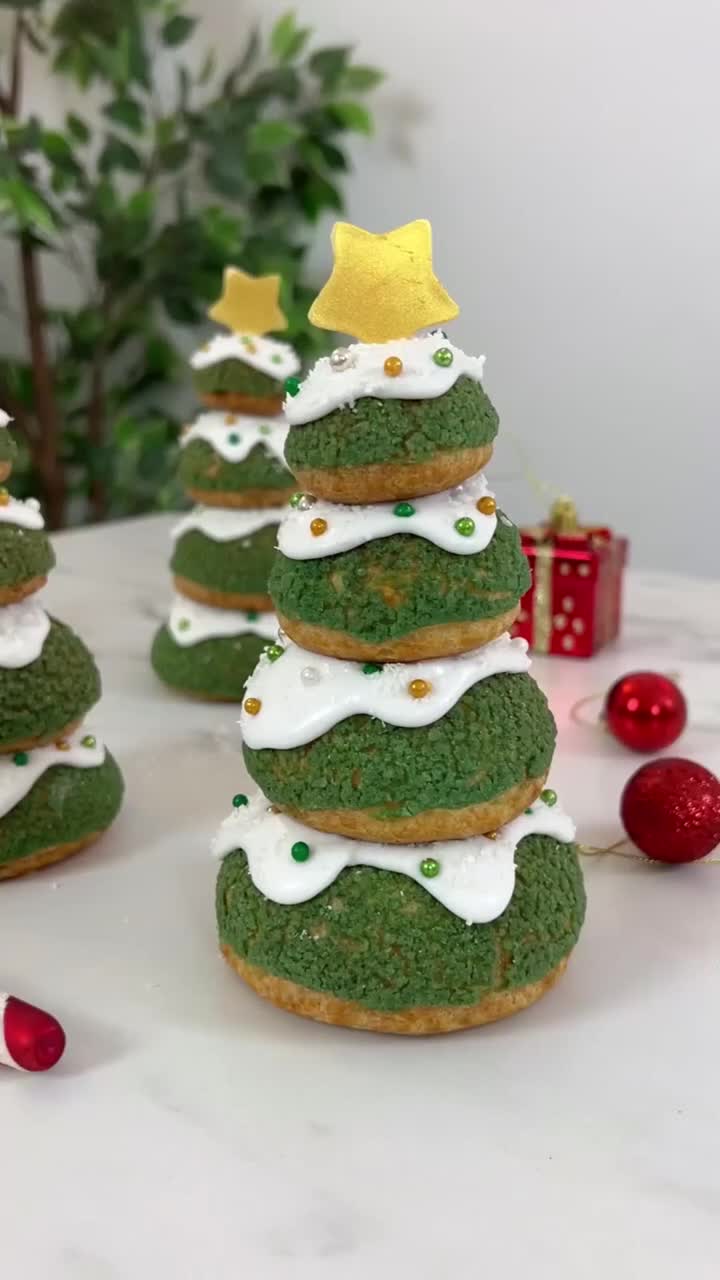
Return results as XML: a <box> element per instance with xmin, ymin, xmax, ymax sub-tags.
<box><xmin>241</xmin><ymin>632</ymin><xmax>530</xmax><ymax>749</ymax></box>
<box><xmin>167</xmin><ymin>595</ymin><xmax>277</xmax><ymax>646</ymax></box>
<box><xmin>0</xmin><ymin>410</ymin><xmax>10</xmax><ymax>428</ymax></box>
<box><xmin>0</xmin><ymin>598</ymin><xmax>50</xmax><ymax>668</ymax></box>
<box><xmin>181</xmin><ymin>412</ymin><xmax>289</xmax><ymax>466</ymax></box>
<box><xmin>212</xmin><ymin>792</ymin><xmax>575</xmax><ymax>925</ymax></box>
<box><xmin>0</xmin><ymin>496</ymin><xmax>43</xmax><ymax>531</ymax></box>
<box><xmin>190</xmin><ymin>333</ymin><xmax>300</xmax><ymax>380</ymax></box>
<box><xmin>170</xmin><ymin>505</ymin><xmax>279</xmax><ymax>544</ymax></box>
<box><xmin>279</xmin><ymin>470</ymin><xmax>499</xmax><ymax>560</ymax></box>
<box><xmin>285</xmin><ymin>334</ymin><xmax>486</xmax><ymax>427</ymax></box>
<box><xmin>0</xmin><ymin>729</ymin><xmax>106</xmax><ymax>820</ymax></box>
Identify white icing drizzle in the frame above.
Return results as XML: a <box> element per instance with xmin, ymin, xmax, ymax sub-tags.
<box><xmin>0</xmin><ymin>598</ymin><xmax>50</xmax><ymax>668</ymax></box>
<box><xmin>0</xmin><ymin>410</ymin><xmax>10</xmax><ymax>428</ymax></box>
<box><xmin>167</xmin><ymin>595</ymin><xmax>277</xmax><ymax>646</ymax></box>
<box><xmin>170</xmin><ymin>505</ymin><xmax>278</xmax><ymax>544</ymax></box>
<box><xmin>0</xmin><ymin>729</ymin><xmax>106</xmax><ymax>820</ymax></box>
<box><xmin>285</xmin><ymin>333</ymin><xmax>486</xmax><ymax>427</ymax></box>
<box><xmin>190</xmin><ymin>333</ymin><xmax>300</xmax><ymax>380</ymax></box>
<box><xmin>241</xmin><ymin>632</ymin><xmax>530</xmax><ymax>749</ymax></box>
<box><xmin>0</xmin><ymin>495</ymin><xmax>44</xmax><ymax>531</ymax></box>
<box><xmin>181</xmin><ymin>411</ymin><xmax>289</xmax><ymax>466</ymax></box>
<box><xmin>279</xmin><ymin>470</ymin><xmax>499</xmax><ymax>560</ymax></box>
<box><xmin>212</xmin><ymin>792</ymin><xmax>575</xmax><ymax>925</ymax></box>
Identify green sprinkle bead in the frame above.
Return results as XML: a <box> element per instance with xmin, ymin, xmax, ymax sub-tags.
<box><xmin>232</xmin><ymin>793</ymin><xmax>248</xmax><ymax>808</ymax></box>
<box><xmin>362</xmin><ymin>662</ymin><xmax>383</xmax><ymax>675</ymax></box>
<box><xmin>271</xmin><ymin>354</ymin><xmax>283</xmax><ymax>364</ymax></box>
<box><xmin>177</xmin><ymin>618</ymin><xmax>191</xmax><ymax>632</ymax></box>
<box><xmin>541</xmin><ymin>788</ymin><xmax>558</xmax><ymax>807</ymax></box>
<box><xmin>284</xmin><ymin>376</ymin><xmax>301</xmax><ymax>397</ymax></box>
<box><xmin>525</xmin><ymin>808</ymin><xmax>533</xmax><ymax>815</ymax></box>
<box><xmin>420</xmin><ymin>857</ymin><xmax>441</xmax><ymax>879</ymax></box>
<box><xmin>433</xmin><ymin>346</ymin><xmax>454</xmax><ymax>368</ymax></box>
<box><xmin>264</xmin><ymin>643</ymin><xmax>284</xmax><ymax>662</ymax></box>
<box><xmin>291</xmin><ymin>840</ymin><xmax>311</xmax><ymax>862</ymax></box>
<box><xmin>13</xmin><ymin>751</ymin><xmax>29</xmax><ymax>766</ymax></box>
<box><xmin>393</xmin><ymin>501</ymin><xmax>415</xmax><ymax>517</ymax></box>
<box><xmin>81</xmin><ymin>735</ymin><xmax>97</xmax><ymax>749</ymax></box>
<box><xmin>246</xmin><ymin>611</ymin><xmax>259</xmax><ymax>622</ymax></box>
<box><xmin>454</xmin><ymin>517</ymin><xmax>476</xmax><ymax>537</ymax></box>
<box><xmin>228</xmin><ymin>432</ymin><xmax>239</xmax><ymax>444</ymax></box>
<box><xmin>259</xmin><ymin>424</ymin><xmax>270</xmax><ymax>436</ymax></box>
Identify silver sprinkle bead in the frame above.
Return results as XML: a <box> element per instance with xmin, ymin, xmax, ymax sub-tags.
<box><xmin>297</xmin><ymin>493</ymin><xmax>316</xmax><ymax>511</ymax></box>
<box><xmin>301</xmin><ymin>666</ymin><xmax>321</xmax><ymax>686</ymax></box>
<box><xmin>329</xmin><ymin>347</ymin><xmax>354</xmax><ymax>371</ymax></box>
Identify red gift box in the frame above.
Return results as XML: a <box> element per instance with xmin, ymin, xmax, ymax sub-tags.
<box><xmin>511</xmin><ymin>498</ymin><xmax>628</xmax><ymax>657</ymax></box>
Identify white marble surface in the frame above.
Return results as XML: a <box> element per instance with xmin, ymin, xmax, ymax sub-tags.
<box><xmin>1</xmin><ymin>514</ymin><xmax>719</xmax><ymax>1280</ymax></box>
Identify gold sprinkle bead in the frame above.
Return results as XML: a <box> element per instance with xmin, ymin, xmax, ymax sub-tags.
<box><xmin>225</xmin><ymin>413</ymin><xmax>238</xmax><ymax>425</ymax></box>
<box><xmin>244</xmin><ymin>697</ymin><xmax>262</xmax><ymax>716</ymax></box>
<box><xmin>310</xmin><ymin>517</ymin><xmax>328</xmax><ymax>537</ymax></box>
<box><xmin>383</xmin><ymin>355</ymin><xmax>403</xmax><ymax>377</ymax></box>
<box><xmin>408</xmin><ymin>678</ymin><xmax>431</xmax><ymax>699</ymax></box>
<box><xmin>55</xmin><ymin>739</ymin><xmax>71</xmax><ymax>751</ymax></box>
<box><xmin>0</xmin><ymin>489</ymin><xmax>9</xmax><ymax>506</ymax></box>
<box><xmin>477</xmin><ymin>495</ymin><xmax>497</xmax><ymax>516</ymax></box>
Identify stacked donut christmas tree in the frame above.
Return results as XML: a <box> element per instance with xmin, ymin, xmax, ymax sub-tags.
<box><xmin>0</xmin><ymin>412</ymin><xmax>123</xmax><ymax>879</ymax></box>
<box><xmin>152</xmin><ymin>268</ymin><xmax>300</xmax><ymax>701</ymax></box>
<box><xmin>214</xmin><ymin>221</ymin><xmax>585</xmax><ymax>1034</ymax></box>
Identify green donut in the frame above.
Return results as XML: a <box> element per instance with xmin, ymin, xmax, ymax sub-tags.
<box><xmin>192</xmin><ymin>360</ymin><xmax>283</xmax><ymax>400</ymax></box>
<box><xmin>0</xmin><ymin>618</ymin><xmax>100</xmax><ymax>750</ymax></box>
<box><xmin>0</xmin><ymin>522</ymin><xmax>55</xmax><ymax>589</ymax></box>
<box><xmin>216</xmin><ymin>832</ymin><xmax>585</xmax><ymax>1012</ymax></box>
<box><xmin>0</xmin><ymin>429</ymin><xmax>18</xmax><ymax>472</ymax></box>
<box><xmin>243</xmin><ymin>672</ymin><xmax>555</xmax><ymax>822</ymax></box>
<box><xmin>284</xmin><ymin>377</ymin><xmax>498</xmax><ymax>472</ymax></box>
<box><xmin>270</xmin><ymin>514</ymin><xmax>530</xmax><ymax>645</ymax></box>
<box><xmin>179</xmin><ymin>441</ymin><xmax>292</xmax><ymax>497</ymax></box>
<box><xmin>151</xmin><ymin>626</ymin><xmax>267</xmax><ymax>701</ymax></box>
<box><xmin>171</xmin><ymin>523</ymin><xmax>278</xmax><ymax>597</ymax></box>
<box><xmin>0</xmin><ymin>752</ymin><xmax>124</xmax><ymax>870</ymax></box>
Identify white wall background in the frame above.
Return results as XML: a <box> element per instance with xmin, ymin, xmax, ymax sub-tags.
<box><xmin>233</xmin><ymin>0</ymin><xmax>718</xmax><ymax>576</ymax></box>
<box><xmin>6</xmin><ymin>1</ymin><xmax>720</xmax><ymax>573</ymax></box>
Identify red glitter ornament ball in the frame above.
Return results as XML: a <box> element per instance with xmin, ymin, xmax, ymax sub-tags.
<box><xmin>605</xmin><ymin>671</ymin><xmax>686</xmax><ymax>753</ymax></box>
<box><xmin>2</xmin><ymin>996</ymin><xmax>66</xmax><ymax>1071</ymax></box>
<box><xmin>621</xmin><ymin>757</ymin><xmax>720</xmax><ymax>863</ymax></box>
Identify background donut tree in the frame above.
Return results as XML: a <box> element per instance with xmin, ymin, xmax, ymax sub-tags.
<box><xmin>0</xmin><ymin>2</ymin><xmax>384</xmax><ymax>526</ymax></box>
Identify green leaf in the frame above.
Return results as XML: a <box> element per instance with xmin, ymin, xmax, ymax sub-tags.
<box><xmin>103</xmin><ymin>97</ymin><xmax>144</xmax><ymax>134</ymax></box>
<box><xmin>342</xmin><ymin>65</ymin><xmax>385</xmax><ymax>91</ymax></box>
<box><xmin>270</xmin><ymin>11</ymin><xmax>299</xmax><ymax>61</ymax></box>
<box><xmin>161</xmin><ymin>14</ymin><xmax>197</xmax><ymax>47</ymax></box>
<box><xmin>66</xmin><ymin>112</ymin><xmax>90</xmax><ymax>144</ymax></box>
<box><xmin>0</xmin><ymin>179</ymin><xmax>59</xmax><ymax>233</ymax></box>
<box><xmin>158</xmin><ymin>139</ymin><xmax>190</xmax><ymax>172</ymax></box>
<box><xmin>41</xmin><ymin>130</ymin><xmax>75</xmax><ymax>164</ymax></box>
<box><xmin>98</xmin><ymin>136</ymin><xmax>143</xmax><ymax>175</ymax></box>
<box><xmin>309</xmin><ymin>46</ymin><xmax>350</xmax><ymax>88</ymax></box>
<box><xmin>328</xmin><ymin>100</ymin><xmax>373</xmax><ymax>135</ymax></box>
<box><xmin>198</xmin><ymin>48</ymin><xmax>216</xmax><ymax>85</ymax></box>
<box><xmin>248</xmin><ymin>120</ymin><xmax>302</xmax><ymax>152</ymax></box>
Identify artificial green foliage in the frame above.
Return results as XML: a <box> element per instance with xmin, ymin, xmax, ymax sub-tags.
<box><xmin>0</xmin><ymin>4</ymin><xmax>384</xmax><ymax>525</ymax></box>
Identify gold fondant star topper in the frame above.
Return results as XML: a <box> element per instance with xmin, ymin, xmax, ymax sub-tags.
<box><xmin>208</xmin><ymin>267</ymin><xmax>287</xmax><ymax>336</ymax></box>
<box><xmin>309</xmin><ymin>219</ymin><xmax>458</xmax><ymax>343</ymax></box>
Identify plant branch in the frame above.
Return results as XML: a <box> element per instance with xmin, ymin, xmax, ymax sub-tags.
<box><xmin>19</xmin><ymin>235</ymin><xmax>66</xmax><ymax>527</ymax></box>
<box><xmin>86</xmin><ymin>293</ymin><xmax>109</xmax><ymax>521</ymax></box>
<box><xmin>9</xmin><ymin>15</ymin><xmax>23</xmax><ymax>116</ymax></box>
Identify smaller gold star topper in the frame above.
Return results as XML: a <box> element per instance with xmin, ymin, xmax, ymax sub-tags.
<box><xmin>308</xmin><ymin>219</ymin><xmax>459</xmax><ymax>343</ymax></box>
<box><xmin>208</xmin><ymin>267</ymin><xmax>287</xmax><ymax>336</ymax></box>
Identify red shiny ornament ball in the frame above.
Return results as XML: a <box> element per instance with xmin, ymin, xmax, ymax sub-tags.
<box><xmin>605</xmin><ymin>671</ymin><xmax>686</xmax><ymax>752</ymax></box>
<box><xmin>621</xmin><ymin>757</ymin><xmax>720</xmax><ymax>863</ymax></box>
<box><xmin>2</xmin><ymin>996</ymin><xmax>66</xmax><ymax>1071</ymax></box>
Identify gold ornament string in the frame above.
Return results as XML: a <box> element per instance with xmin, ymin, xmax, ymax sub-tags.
<box><xmin>577</xmin><ymin>840</ymin><xmax>720</xmax><ymax>865</ymax></box>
